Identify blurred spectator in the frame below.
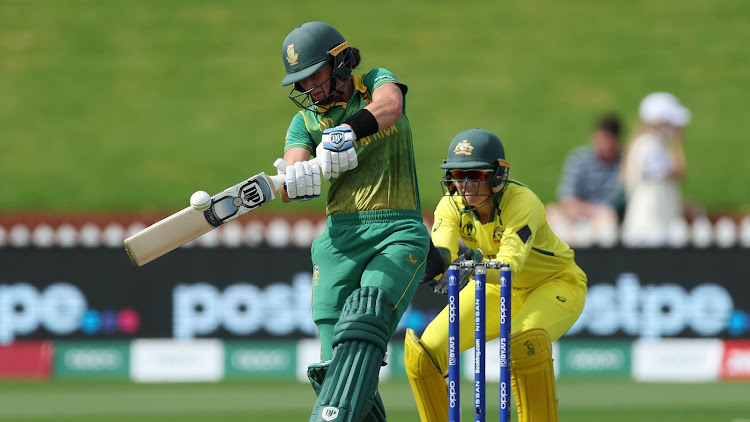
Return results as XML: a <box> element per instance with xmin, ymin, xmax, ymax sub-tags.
<box><xmin>620</xmin><ymin>92</ymin><xmax>691</xmax><ymax>245</ymax></box>
<box><xmin>546</xmin><ymin>113</ymin><xmax>625</xmax><ymax>244</ymax></box>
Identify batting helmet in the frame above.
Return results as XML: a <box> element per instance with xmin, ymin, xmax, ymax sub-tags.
<box><xmin>280</xmin><ymin>22</ymin><xmax>354</xmax><ymax>113</ymax></box>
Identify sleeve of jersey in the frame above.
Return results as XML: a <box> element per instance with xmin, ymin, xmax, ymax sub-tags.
<box><xmin>431</xmin><ymin>197</ymin><xmax>461</xmax><ymax>262</ymax></box>
<box><xmin>283</xmin><ymin>112</ymin><xmax>314</xmax><ymax>154</ymax></box>
<box><xmin>364</xmin><ymin>68</ymin><xmax>408</xmax><ymax>97</ymax></box>
<box><xmin>495</xmin><ymin>191</ymin><xmax>544</xmax><ymax>277</ymax></box>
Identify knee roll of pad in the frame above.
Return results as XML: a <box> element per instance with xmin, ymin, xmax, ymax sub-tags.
<box><xmin>331</xmin><ymin>286</ymin><xmax>392</xmax><ymax>348</ymax></box>
<box><xmin>309</xmin><ymin>287</ymin><xmax>393</xmax><ymax>422</ymax></box>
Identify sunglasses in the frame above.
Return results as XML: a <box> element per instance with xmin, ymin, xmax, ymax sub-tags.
<box><xmin>447</xmin><ymin>169</ymin><xmax>494</xmax><ymax>180</ymax></box>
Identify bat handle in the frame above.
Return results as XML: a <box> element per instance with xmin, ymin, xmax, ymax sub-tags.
<box><xmin>269</xmin><ymin>157</ymin><xmax>320</xmax><ymax>192</ymax></box>
<box><xmin>269</xmin><ymin>174</ymin><xmax>286</xmax><ymax>191</ymax></box>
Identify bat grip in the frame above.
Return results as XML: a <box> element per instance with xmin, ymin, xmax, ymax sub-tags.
<box><xmin>269</xmin><ymin>157</ymin><xmax>320</xmax><ymax>191</ymax></box>
<box><xmin>269</xmin><ymin>174</ymin><xmax>286</xmax><ymax>191</ymax></box>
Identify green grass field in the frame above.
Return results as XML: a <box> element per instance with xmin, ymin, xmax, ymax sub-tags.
<box><xmin>0</xmin><ymin>379</ymin><xmax>748</xmax><ymax>422</ymax></box>
<box><xmin>1</xmin><ymin>0</ymin><xmax>749</xmax><ymax>213</ymax></box>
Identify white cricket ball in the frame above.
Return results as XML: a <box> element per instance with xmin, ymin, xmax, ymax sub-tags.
<box><xmin>190</xmin><ymin>190</ymin><xmax>211</xmax><ymax>210</ymax></box>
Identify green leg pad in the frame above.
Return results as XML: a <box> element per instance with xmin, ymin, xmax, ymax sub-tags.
<box><xmin>309</xmin><ymin>287</ymin><xmax>393</xmax><ymax>422</ymax></box>
<box><xmin>361</xmin><ymin>392</ymin><xmax>387</xmax><ymax>422</ymax></box>
<box><xmin>309</xmin><ymin>362</ymin><xmax>386</xmax><ymax>421</ymax></box>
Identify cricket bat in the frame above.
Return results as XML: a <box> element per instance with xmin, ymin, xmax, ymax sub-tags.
<box><xmin>124</xmin><ymin>159</ymin><xmax>313</xmax><ymax>266</ymax></box>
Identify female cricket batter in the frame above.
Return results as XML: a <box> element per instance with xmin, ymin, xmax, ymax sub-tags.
<box><xmin>404</xmin><ymin>128</ymin><xmax>588</xmax><ymax>422</ymax></box>
<box><xmin>275</xmin><ymin>21</ymin><xmax>429</xmax><ymax>422</ymax></box>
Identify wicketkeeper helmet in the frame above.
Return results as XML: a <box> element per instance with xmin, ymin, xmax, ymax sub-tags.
<box><xmin>441</xmin><ymin>128</ymin><xmax>511</xmax><ymax>196</ymax></box>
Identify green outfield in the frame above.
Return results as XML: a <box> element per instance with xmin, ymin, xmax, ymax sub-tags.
<box><xmin>0</xmin><ymin>379</ymin><xmax>748</xmax><ymax>421</ymax></box>
<box><xmin>1</xmin><ymin>0</ymin><xmax>749</xmax><ymax>213</ymax></box>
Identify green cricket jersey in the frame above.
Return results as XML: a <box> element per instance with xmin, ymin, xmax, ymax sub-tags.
<box><xmin>284</xmin><ymin>68</ymin><xmax>420</xmax><ymax>215</ymax></box>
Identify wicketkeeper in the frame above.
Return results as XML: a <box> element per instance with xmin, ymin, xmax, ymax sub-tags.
<box><xmin>276</xmin><ymin>21</ymin><xmax>430</xmax><ymax>422</ymax></box>
<box><xmin>405</xmin><ymin>128</ymin><xmax>588</xmax><ymax>422</ymax></box>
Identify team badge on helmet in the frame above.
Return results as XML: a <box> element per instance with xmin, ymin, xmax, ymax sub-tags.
<box><xmin>286</xmin><ymin>44</ymin><xmax>298</xmax><ymax>66</ymax></box>
<box><xmin>453</xmin><ymin>139</ymin><xmax>474</xmax><ymax>156</ymax></box>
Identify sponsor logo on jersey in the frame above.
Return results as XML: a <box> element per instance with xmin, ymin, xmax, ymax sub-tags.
<box><xmin>374</xmin><ymin>74</ymin><xmax>395</xmax><ymax>83</ymax></box>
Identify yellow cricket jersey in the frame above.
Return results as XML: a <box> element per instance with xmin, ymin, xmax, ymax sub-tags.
<box><xmin>431</xmin><ymin>180</ymin><xmax>578</xmax><ymax>289</ymax></box>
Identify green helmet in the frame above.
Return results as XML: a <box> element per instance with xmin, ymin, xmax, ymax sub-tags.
<box><xmin>280</xmin><ymin>21</ymin><xmax>351</xmax><ymax>87</ymax></box>
<box><xmin>441</xmin><ymin>129</ymin><xmax>508</xmax><ymax>169</ymax></box>
<box><xmin>441</xmin><ymin>128</ymin><xmax>511</xmax><ymax>195</ymax></box>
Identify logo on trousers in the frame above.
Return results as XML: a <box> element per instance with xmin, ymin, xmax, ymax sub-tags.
<box><xmin>322</xmin><ymin>406</ymin><xmax>339</xmax><ymax>421</ymax></box>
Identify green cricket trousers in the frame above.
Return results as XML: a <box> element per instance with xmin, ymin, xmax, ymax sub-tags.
<box><xmin>310</xmin><ymin>209</ymin><xmax>430</xmax><ymax>361</ymax></box>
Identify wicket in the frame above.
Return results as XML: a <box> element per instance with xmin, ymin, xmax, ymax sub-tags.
<box><xmin>447</xmin><ymin>259</ymin><xmax>512</xmax><ymax>422</ymax></box>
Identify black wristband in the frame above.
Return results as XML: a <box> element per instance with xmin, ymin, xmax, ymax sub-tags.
<box><xmin>344</xmin><ymin>108</ymin><xmax>379</xmax><ymax>139</ymax></box>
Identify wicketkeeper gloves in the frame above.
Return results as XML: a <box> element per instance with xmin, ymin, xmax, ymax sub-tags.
<box><xmin>420</xmin><ymin>243</ymin><xmax>483</xmax><ymax>295</ymax></box>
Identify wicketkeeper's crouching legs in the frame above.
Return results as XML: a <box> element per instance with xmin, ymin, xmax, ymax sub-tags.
<box><xmin>309</xmin><ymin>287</ymin><xmax>392</xmax><ymax>422</ymax></box>
<box><xmin>404</xmin><ymin>326</ymin><xmax>559</xmax><ymax>422</ymax></box>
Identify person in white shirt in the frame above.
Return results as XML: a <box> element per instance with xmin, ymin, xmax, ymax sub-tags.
<box><xmin>620</xmin><ymin>92</ymin><xmax>691</xmax><ymax>245</ymax></box>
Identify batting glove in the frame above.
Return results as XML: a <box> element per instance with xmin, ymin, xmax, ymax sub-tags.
<box><xmin>317</xmin><ymin>126</ymin><xmax>358</xmax><ymax>179</ymax></box>
<box><xmin>275</xmin><ymin>159</ymin><xmax>321</xmax><ymax>202</ymax></box>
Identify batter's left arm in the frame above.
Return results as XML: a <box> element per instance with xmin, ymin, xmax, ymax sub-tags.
<box><xmin>336</xmin><ymin>82</ymin><xmax>404</xmax><ymax>139</ymax></box>
<box><xmin>364</xmin><ymin>82</ymin><xmax>404</xmax><ymax>129</ymax></box>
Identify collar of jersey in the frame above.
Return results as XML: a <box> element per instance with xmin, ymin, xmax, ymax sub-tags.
<box><xmin>315</xmin><ymin>75</ymin><xmax>367</xmax><ymax>114</ymax></box>
<box><xmin>452</xmin><ymin>193</ymin><xmax>502</xmax><ymax>224</ymax></box>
